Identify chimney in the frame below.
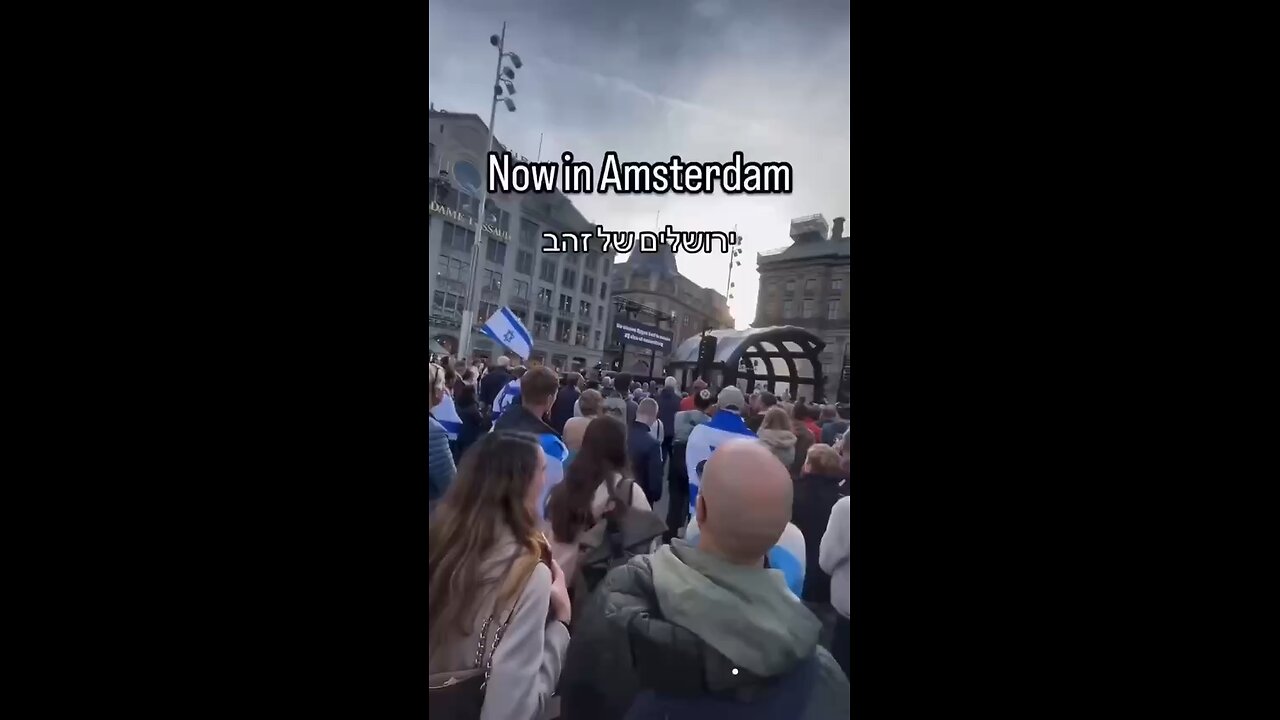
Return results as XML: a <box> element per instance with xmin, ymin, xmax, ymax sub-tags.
<box><xmin>830</xmin><ymin>217</ymin><xmax>845</xmax><ymax>240</ymax></box>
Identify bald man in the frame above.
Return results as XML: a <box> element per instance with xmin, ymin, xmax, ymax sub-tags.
<box><xmin>558</xmin><ymin>441</ymin><xmax>849</xmax><ymax>719</ymax></box>
<box><xmin>684</xmin><ymin>440</ymin><xmax>809</xmax><ymax>597</ymax></box>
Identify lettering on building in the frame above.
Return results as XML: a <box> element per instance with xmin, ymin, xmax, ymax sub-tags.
<box><xmin>429</xmin><ymin>200</ymin><xmax>512</xmax><ymax>241</ymax></box>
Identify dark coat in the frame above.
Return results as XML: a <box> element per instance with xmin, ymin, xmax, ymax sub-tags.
<box><xmin>558</xmin><ymin>554</ymin><xmax>847</xmax><ymax>720</ymax></box>
<box><xmin>549</xmin><ymin>385</ymin><xmax>580</xmax><ymax>435</ymax></box>
<box><xmin>478</xmin><ymin>367</ymin><xmax>510</xmax><ymax>407</ymax></box>
<box><xmin>789</xmin><ymin>426</ymin><xmax>814</xmax><ymax>481</ymax></box>
<box><xmin>791</xmin><ymin>473</ymin><xmax>849</xmax><ymax>604</ymax></box>
<box><xmin>451</xmin><ymin>386</ymin><xmax>491</xmax><ymax>462</ymax></box>
<box><xmin>820</xmin><ymin>419</ymin><xmax>849</xmax><ymax>446</ymax></box>
<box><xmin>627</xmin><ymin>420</ymin><xmax>664</xmax><ymax>504</ymax></box>
<box><xmin>656</xmin><ymin>387</ymin><xmax>681</xmax><ymax>442</ymax></box>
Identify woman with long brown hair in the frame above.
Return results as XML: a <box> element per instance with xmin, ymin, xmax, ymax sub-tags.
<box><xmin>756</xmin><ymin>406</ymin><xmax>799</xmax><ymax>468</ymax></box>
<box><xmin>428</xmin><ymin>431</ymin><xmax>571</xmax><ymax>720</ymax></box>
<box><xmin>545</xmin><ymin>416</ymin><xmax>652</xmax><ymax>580</ymax></box>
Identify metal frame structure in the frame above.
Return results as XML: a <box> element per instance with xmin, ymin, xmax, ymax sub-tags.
<box><xmin>666</xmin><ymin>325</ymin><xmax>827</xmax><ymax>402</ymax></box>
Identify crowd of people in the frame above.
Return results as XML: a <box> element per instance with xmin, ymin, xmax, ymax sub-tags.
<box><xmin>428</xmin><ymin>354</ymin><xmax>851</xmax><ymax>719</ymax></box>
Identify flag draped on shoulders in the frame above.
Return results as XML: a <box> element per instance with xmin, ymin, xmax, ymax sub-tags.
<box><xmin>430</xmin><ymin>392</ymin><xmax>462</xmax><ymax>442</ymax></box>
<box><xmin>685</xmin><ymin>410</ymin><xmax>758</xmax><ymax>516</ymax></box>
<box><xmin>492</xmin><ymin>379</ymin><xmax>521</xmax><ymax>422</ymax></box>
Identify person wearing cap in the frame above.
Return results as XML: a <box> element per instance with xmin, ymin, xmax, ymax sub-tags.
<box><xmin>682</xmin><ymin>385</ymin><xmax>757</xmax><ymax>533</ymax></box>
<box><xmin>679</xmin><ymin>378</ymin><xmax>708</xmax><ymax>411</ymax></box>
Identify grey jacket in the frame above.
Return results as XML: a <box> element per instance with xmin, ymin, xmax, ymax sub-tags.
<box><xmin>559</xmin><ymin>542</ymin><xmax>849</xmax><ymax>718</ymax></box>
<box><xmin>672</xmin><ymin>409</ymin><xmax>711</xmax><ymax>445</ymax></box>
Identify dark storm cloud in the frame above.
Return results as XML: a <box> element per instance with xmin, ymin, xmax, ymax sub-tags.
<box><xmin>430</xmin><ymin>0</ymin><xmax>850</xmax><ymax>328</ymax></box>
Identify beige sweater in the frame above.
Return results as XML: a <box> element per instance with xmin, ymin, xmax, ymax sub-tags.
<box><xmin>428</xmin><ymin>525</ymin><xmax>571</xmax><ymax>720</ymax></box>
<box><xmin>547</xmin><ymin>473</ymin><xmax>652</xmax><ymax>580</ymax></box>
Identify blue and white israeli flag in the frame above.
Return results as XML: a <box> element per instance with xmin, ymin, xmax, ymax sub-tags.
<box><xmin>430</xmin><ymin>391</ymin><xmax>462</xmax><ymax>442</ymax></box>
<box><xmin>685</xmin><ymin>411</ymin><xmax>758</xmax><ymax>517</ymax></box>
<box><xmin>481</xmin><ymin>306</ymin><xmax>533</xmax><ymax>361</ymax></box>
<box><xmin>492</xmin><ymin>378</ymin><xmax>521</xmax><ymax>422</ymax></box>
<box><xmin>685</xmin><ymin>517</ymin><xmax>808</xmax><ymax>598</ymax></box>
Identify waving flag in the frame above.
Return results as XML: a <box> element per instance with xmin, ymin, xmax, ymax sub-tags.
<box><xmin>684</xmin><ymin>410</ymin><xmax>758</xmax><ymax>517</ymax></box>
<box><xmin>482</xmin><ymin>306</ymin><xmax>533</xmax><ymax>361</ymax></box>
<box><xmin>430</xmin><ymin>391</ymin><xmax>462</xmax><ymax>442</ymax></box>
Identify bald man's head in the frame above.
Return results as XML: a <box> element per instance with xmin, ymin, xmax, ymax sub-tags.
<box><xmin>695</xmin><ymin>440</ymin><xmax>793</xmax><ymax>565</ymax></box>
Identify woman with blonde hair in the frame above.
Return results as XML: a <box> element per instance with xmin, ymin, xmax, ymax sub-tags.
<box><xmin>428</xmin><ymin>431</ymin><xmax>571</xmax><ymax>720</ymax></box>
<box><xmin>756</xmin><ymin>406</ymin><xmax>799</xmax><ymax>468</ymax></box>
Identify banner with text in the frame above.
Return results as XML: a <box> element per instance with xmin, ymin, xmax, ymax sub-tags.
<box><xmin>613</xmin><ymin>319</ymin><xmax>674</xmax><ymax>354</ymax></box>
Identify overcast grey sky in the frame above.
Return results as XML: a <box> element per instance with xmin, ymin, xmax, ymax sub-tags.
<box><xmin>429</xmin><ymin>0</ymin><xmax>850</xmax><ymax>329</ymax></box>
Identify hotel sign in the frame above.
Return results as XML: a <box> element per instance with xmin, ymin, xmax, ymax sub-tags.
<box><xmin>429</xmin><ymin>200</ymin><xmax>511</xmax><ymax>241</ymax></box>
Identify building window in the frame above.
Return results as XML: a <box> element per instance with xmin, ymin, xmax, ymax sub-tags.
<box><xmin>575</xmin><ymin>326</ymin><xmax>589</xmax><ymax>346</ymax></box>
<box><xmin>482</xmin><ymin>269</ymin><xmax>503</xmax><ymax>291</ymax></box>
<box><xmin>478</xmin><ymin>301</ymin><xmax>499</xmax><ymax>324</ymax></box>
<box><xmin>559</xmin><ymin>294</ymin><xmax>573</xmax><ymax>313</ymax></box>
<box><xmin>783</xmin><ymin>300</ymin><xmax>794</xmax><ymax>317</ymax></box>
<box><xmin>600</xmin><ymin>282</ymin><xmax>608</xmax><ymax>300</ymax></box>
<box><xmin>579</xmin><ymin>300</ymin><xmax>591</xmax><ymax>318</ymax></box>
<box><xmin>486</xmin><ymin>238</ymin><xmax>507</xmax><ymax>265</ymax></box>
<box><xmin>562</xmin><ymin>267</ymin><xmax>577</xmax><ymax>288</ymax></box>
<box><xmin>581</xmin><ymin>275</ymin><xmax>595</xmax><ymax>296</ymax></box>
<box><xmin>533</xmin><ymin>312</ymin><xmax>552</xmax><ymax>339</ymax></box>
<box><xmin>520</xmin><ymin>218</ymin><xmax>538</xmax><ymax>247</ymax></box>
<box><xmin>803</xmin><ymin>299</ymin><xmax>814</xmax><ymax>317</ymax></box>
<box><xmin>441</xmin><ymin>221</ymin><xmax>476</xmax><ymax>253</ymax></box>
<box><xmin>432</xmin><ymin>291</ymin><xmax>463</xmax><ymax>312</ymax></box>
<box><xmin>785</xmin><ymin>279</ymin><xmax>795</xmax><ymax>293</ymax></box>
<box><xmin>832</xmin><ymin>278</ymin><xmax>843</xmax><ymax>292</ymax></box>
<box><xmin>512</xmin><ymin>279</ymin><xmax>529</xmax><ymax>299</ymax></box>
<box><xmin>539</xmin><ymin>259</ymin><xmax>558</xmax><ymax>284</ymax></box>
<box><xmin>511</xmin><ymin>306</ymin><xmax>527</xmax><ymax>324</ymax></box>
<box><xmin>804</xmin><ymin>279</ymin><xmax>816</xmax><ymax>294</ymax></box>
<box><xmin>555</xmin><ymin>319</ymin><xmax>572</xmax><ymax>343</ymax></box>
<box><xmin>827</xmin><ymin>301</ymin><xmax>839</xmax><ymax>319</ymax></box>
<box><xmin>585</xmin><ymin>253</ymin><xmax>598</xmax><ymax>270</ymax></box>
<box><xmin>436</xmin><ymin>255</ymin><xmax>469</xmax><ymax>282</ymax></box>
<box><xmin>683</xmin><ymin>315</ymin><xmax>689</xmax><ymax>326</ymax></box>
<box><xmin>515</xmin><ymin>249</ymin><xmax>534</xmax><ymax>276</ymax></box>
<box><xmin>450</xmin><ymin>189</ymin><xmax>479</xmax><ymax>219</ymax></box>
<box><xmin>537</xmin><ymin>286</ymin><xmax>554</xmax><ymax>308</ymax></box>
<box><xmin>481</xmin><ymin>200</ymin><xmax>511</xmax><ymax>233</ymax></box>
<box><xmin>597</xmin><ymin>305</ymin><xmax>603</xmax><ymax>322</ymax></box>
<box><xmin>594</xmin><ymin>330</ymin><xmax>601</xmax><ymax>347</ymax></box>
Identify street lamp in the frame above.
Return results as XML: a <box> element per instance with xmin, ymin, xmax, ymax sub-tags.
<box><xmin>458</xmin><ymin>21</ymin><xmax>523</xmax><ymax>362</ymax></box>
<box><xmin>726</xmin><ymin>243</ymin><xmax>744</xmax><ymax>300</ymax></box>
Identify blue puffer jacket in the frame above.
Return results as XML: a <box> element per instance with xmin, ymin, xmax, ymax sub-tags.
<box><xmin>428</xmin><ymin>414</ymin><xmax>456</xmax><ymax>502</ymax></box>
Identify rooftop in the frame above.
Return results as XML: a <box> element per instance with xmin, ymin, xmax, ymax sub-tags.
<box><xmin>758</xmin><ymin>234</ymin><xmax>851</xmax><ymax>263</ymax></box>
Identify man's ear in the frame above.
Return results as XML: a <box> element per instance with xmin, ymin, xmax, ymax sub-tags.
<box><xmin>695</xmin><ymin>494</ymin><xmax>707</xmax><ymax>524</ymax></box>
